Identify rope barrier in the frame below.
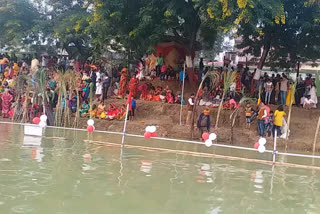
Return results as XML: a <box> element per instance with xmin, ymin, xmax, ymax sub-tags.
<box><xmin>2</xmin><ymin>121</ymin><xmax>320</xmax><ymax>161</ymax></box>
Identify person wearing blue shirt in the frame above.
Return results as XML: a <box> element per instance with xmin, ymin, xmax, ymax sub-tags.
<box><xmin>128</xmin><ymin>99</ymin><xmax>137</xmax><ymax>121</ymax></box>
<box><xmin>179</xmin><ymin>69</ymin><xmax>185</xmax><ymax>87</ymax></box>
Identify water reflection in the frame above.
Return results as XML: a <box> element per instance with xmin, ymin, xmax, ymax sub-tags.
<box><xmin>197</xmin><ymin>163</ymin><xmax>213</xmax><ymax>183</ymax></box>
<box><xmin>23</xmin><ymin>136</ymin><xmax>44</xmax><ymax>162</ymax></box>
<box><xmin>140</xmin><ymin>160</ymin><xmax>152</xmax><ymax>174</ymax></box>
<box><xmin>251</xmin><ymin>170</ymin><xmax>264</xmax><ymax>194</ymax></box>
<box><xmin>169</xmin><ymin>153</ymin><xmax>179</xmax><ymax>185</ymax></box>
<box><xmin>83</xmin><ymin>154</ymin><xmax>92</xmax><ymax>163</ymax></box>
<box><xmin>118</xmin><ymin>147</ymin><xmax>124</xmax><ymax>186</ymax></box>
<box><xmin>82</xmin><ymin>154</ymin><xmax>93</xmax><ymax>171</ymax></box>
<box><xmin>0</xmin><ymin>125</ymin><xmax>320</xmax><ymax>213</ymax></box>
<box><xmin>270</xmin><ymin>165</ymin><xmax>275</xmax><ymax>195</ymax></box>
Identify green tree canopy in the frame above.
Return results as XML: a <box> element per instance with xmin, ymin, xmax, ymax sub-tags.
<box><xmin>88</xmin><ymin>0</ymin><xmax>237</xmax><ymax>84</ymax></box>
<box><xmin>0</xmin><ymin>0</ymin><xmax>40</xmax><ymax>49</ymax></box>
<box><xmin>36</xmin><ymin>0</ymin><xmax>92</xmax><ymax>60</ymax></box>
<box><xmin>236</xmin><ymin>0</ymin><xmax>320</xmax><ymax>69</ymax></box>
<box><xmin>91</xmin><ymin>0</ymin><xmax>235</xmax><ymax>55</ymax></box>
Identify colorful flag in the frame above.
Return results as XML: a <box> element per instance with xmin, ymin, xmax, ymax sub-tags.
<box><xmin>126</xmin><ymin>92</ymin><xmax>132</xmax><ymax>112</ymax></box>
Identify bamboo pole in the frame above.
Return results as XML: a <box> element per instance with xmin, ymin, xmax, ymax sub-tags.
<box><xmin>215</xmin><ymin>71</ymin><xmax>237</xmax><ymax>129</ymax></box>
<box><xmin>312</xmin><ymin>116</ymin><xmax>320</xmax><ymax>155</ymax></box>
<box><xmin>215</xmin><ymin>90</ymin><xmax>226</xmax><ymax>130</ymax></box>
<box><xmin>229</xmin><ymin>108</ymin><xmax>239</xmax><ymax>144</ymax></box>
<box><xmin>190</xmin><ymin>71</ymin><xmax>220</xmax><ymax>138</ymax></box>
<box><xmin>286</xmin><ymin>81</ymin><xmax>297</xmax><ymax>140</ymax></box>
<box><xmin>179</xmin><ymin>63</ymin><xmax>186</xmax><ymax>125</ymax></box>
<box><xmin>121</xmin><ymin>104</ymin><xmax>130</xmax><ymax>146</ymax></box>
<box><xmin>89</xmin><ymin>81</ymin><xmax>94</xmax><ymax>119</ymax></box>
<box><xmin>74</xmin><ymin>89</ymin><xmax>80</xmax><ymax>128</ymax></box>
<box><xmin>273</xmin><ymin>129</ymin><xmax>277</xmax><ymax>163</ymax></box>
<box><xmin>190</xmin><ymin>80</ymin><xmax>203</xmax><ymax>138</ymax></box>
<box><xmin>62</xmin><ymin>82</ymin><xmax>69</xmax><ymax>126</ymax></box>
<box><xmin>22</xmin><ymin>84</ymin><xmax>31</xmax><ymax>123</ymax></box>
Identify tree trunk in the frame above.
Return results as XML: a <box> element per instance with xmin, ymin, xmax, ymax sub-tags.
<box><xmin>186</xmin><ymin>55</ymin><xmax>195</xmax><ymax>86</ymax></box>
<box><xmin>257</xmin><ymin>40</ymin><xmax>271</xmax><ymax>70</ymax></box>
<box><xmin>296</xmin><ymin>61</ymin><xmax>300</xmax><ymax>78</ymax></box>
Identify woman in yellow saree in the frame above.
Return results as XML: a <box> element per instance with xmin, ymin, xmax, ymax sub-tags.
<box><xmin>286</xmin><ymin>83</ymin><xmax>295</xmax><ymax>106</ymax></box>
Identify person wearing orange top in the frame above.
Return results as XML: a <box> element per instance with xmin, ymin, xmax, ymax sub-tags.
<box><xmin>129</xmin><ymin>74</ymin><xmax>139</xmax><ymax>98</ymax></box>
<box><xmin>13</xmin><ymin>63</ymin><xmax>19</xmax><ymax>77</ymax></box>
<box><xmin>0</xmin><ymin>57</ymin><xmax>9</xmax><ymax>65</ymax></box>
<box><xmin>257</xmin><ymin>103</ymin><xmax>267</xmax><ymax>137</ymax></box>
<box><xmin>147</xmin><ymin>89</ymin><xmax>154</xmax><ymax>101</ymax></box>
<box><xmin>149</xmin><ymin>54</ymin><xmax>157</xmax><ymax>71</ymax></box>
<box><xmin>117</xmin><ymin>68</ymin><xmax>128</xmax><ymax>98</ymax></box>
<box><xmin>245</xmin><ymin>104</ymin><xmax>255</xmax><ymax>128</ymax></box>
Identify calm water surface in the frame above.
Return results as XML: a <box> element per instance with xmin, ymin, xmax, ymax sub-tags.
<box><xmin>0</xmin><ymin>124</ymin><xmax>319</xmax><ymax>214</ymax></box>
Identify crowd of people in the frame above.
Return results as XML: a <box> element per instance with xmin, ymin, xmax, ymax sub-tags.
<box><xmin>194</xmin><ymin>64</ymin><xmax>319</xmax><ymax>139</ymax></box>
<box><xmin>0</xmin><ymin>52</ymin><xmax>318</xmax><ymax>140</ymax></box>
<box><xmin>0</xmin><ymin>53</ymin><xmax>188</xmax><ymax>124</ymax></box>
<box><xmin>196</xmin><ymin>66</ymin><xmax>318</xmax><ymax>110</ymax></box>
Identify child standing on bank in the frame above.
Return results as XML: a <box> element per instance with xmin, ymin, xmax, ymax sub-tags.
<box><xmin>273</xmin><ymin>105</ymin><xmax>286</xmax><ymax>137</ymax></box>
<box><xmin>265</xmin><ymin>111</ymin><xmax>274</xmax><ymax>137</ymax></box>
<box><xmin>128</xmin><ymin>98</ymin><xmax>137</xmax><ymax>121</ymax></box>
<box><xmin>245</xmin><ymin>104</ymin><xmax>255</xmax><ymax>129</ymax></box>
<box><xmin>160</xmin><ymin>64</ymin><xmax>167</xmax><ymax>81</ymax></box>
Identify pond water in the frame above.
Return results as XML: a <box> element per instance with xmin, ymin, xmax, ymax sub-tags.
<box><xmin>0</xmin><ymin>124</ymin><xmax>320</xmax><ymax>214</ymax></box>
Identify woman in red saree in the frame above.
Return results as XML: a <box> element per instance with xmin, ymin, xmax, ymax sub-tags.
<box><xmin>129</xmin><ymin>74</ymin><xmax>139</xmax><ymax>98</ymax></box>
<box><xmin>138</xmin><ymin>83</ymin><xmax>148</xmax><ymax>100</ymax></box>
<box><xmin>117</xmin><ymin>68</ymin><xmax>128</xmax><ymax>98</ymax></box>
<box><xmin>1</xmin><ymin>89</ymin><xmax>13</xmax><ymax>118</ymax></box>
<box><xmin>106</xmin><ymin>103</ymin><xmax>118</xmax><ymax>120</ymax></box>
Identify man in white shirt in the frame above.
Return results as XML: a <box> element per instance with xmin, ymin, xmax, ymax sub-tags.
<box><xmin>186</xmin><ymin>94</ymin><xmax>195</xmax><ymax>126</ymax></box>
<box><xmin>96</xmin><ymin>70</ymin><xmax>101</xmax><ymax>81</ymax></box>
